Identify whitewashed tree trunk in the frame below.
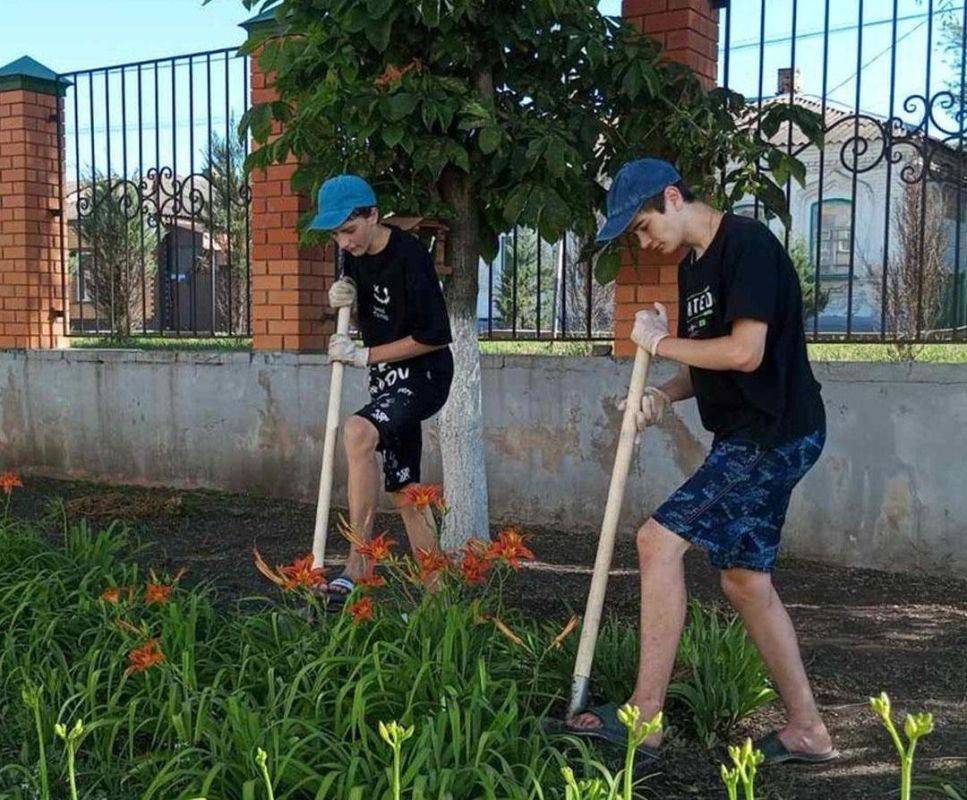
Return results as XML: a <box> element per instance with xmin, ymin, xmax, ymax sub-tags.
<box><xmin>439</xmin><ymin>312</ymin><xmax>489</xmax><ymax>549</ymax></box>
<box><xmin>438</xmin><ymin>166</ymin><xmax>490</xmax><ymax>548</ymax></box>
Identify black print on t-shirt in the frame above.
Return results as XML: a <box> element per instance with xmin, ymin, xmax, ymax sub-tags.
<box><xmin>685</xmin><ymin>285</ymin><xmax>715</xmax><ymax>337</ymax></box>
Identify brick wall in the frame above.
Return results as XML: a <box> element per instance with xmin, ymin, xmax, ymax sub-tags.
<box><xmin>248</xmin><ymin>52</ymin><xmax>336</xmax><ymax>352</ymax></box>
<box><xmin>614</xmin><ymin>0</ymin><xmax>719</xmax><ymax>356</ymax></box>
<box><xmin>0</xmin><ymin>83</ymin><xmax>67</xmax><ymax>349</ymax></box>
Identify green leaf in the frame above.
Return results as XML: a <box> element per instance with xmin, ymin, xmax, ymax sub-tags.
<box><xmin>385</xmin><ymin>93</ymin><xmax>419</xmax><ymax>121</ymax></box>
<box><xmin>367</xmin><ymin>0</ymin><xmax>394</xmax><ymax>18</ymax></box>
<box><xmin>381</xmin><ymin>124</ymin><xmax>405</xmax><ymax>147</ymax></box>
<box><xmin>479</xmin><ymin>127</ymin><xmax>502</xmax><ymax>155</ymax></box>
<box><xmin>544</xmin><ymin>138</ymin><xmax>566</xmax><ymax>178</ymax></box>
<box><xmin>447</xmin><ymin>141</ymin><xmax>471</xmax><ymax>173</ymax></box>
<box><xmin>594</xmin><ymin>247</ymin><xmax>621</xmax><ymax>285</ymax></box>
<box><xmin>239</xmin><ymin>103</ymin><xmax>273</xmax><ymax>143</ymax></box>
<box><xmin>365</xmin><ymin>13</ymin><xmax>394</xmax><ymax>51</ymax></box>
<box><xmin>502</xmin><ymin>185</ymin><xmax>531</xmax><ymax>225</ymax></box>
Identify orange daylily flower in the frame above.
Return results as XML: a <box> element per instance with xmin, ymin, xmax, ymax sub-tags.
<box><xmin>101</xmin><ymin>587</ymin><xmax>121</xmax><ymax>604</ymax></box>
<box><xmin>126</xmin><ymin>639</ymin><xmax>165</xmax><ymax>675</ymax></box>
<box><xmin>144</xmin><ymin>583</ymin><xmax>173</xmax><ymax>605</ymax></box>
<box><xmin>356</xmin><ymin>532</ymin><xmax>397</xmax><ymax>562</ymax></box>
<box><xmin>402</xmin><ymin>483</ymin><xmax>446</xmax><ymax>511</ymax></box>
<box><xmin>416</xmin><ymin>548</ymin><xmax>451</xmax><ymax>581</ymax></box>
<box><xmin>253</xmin><ymin>549</ymin><xmax>326</xmax><ymax>592</ymax></box>
<box><xmin>278</xmin><ymin>553</ymin><xmax>327</xmax><ymax>591</ymax></box>
<box><xmin>487</xmin><ymin>527</ymin><xmax>536</xmax><ymax>569</ymax></box>
<box><xmin>459</xmin><ymin>549</ymin><xmax>493</xmax><ymax>585</ymax></box>
<box><xmin>357</xmin><ymin>569</ymin><xmax>386</xmax><ymax>589</ymax></box>
<box><xmin>0</xmin><ymin>472</ymin><xmax>23</xmax><ymax>496</ymax></box>
<box><xmin>347</xmin><ymin>596</ymin><xmax>375</xmax><ymax>625</ymax></box>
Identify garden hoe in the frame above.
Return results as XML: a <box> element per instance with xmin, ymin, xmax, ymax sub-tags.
<box><xmin>311</xmin><ymin>286</ymin><xmax>354</xmax><ymax>570</ymax></box>
<box><xmin>567</xmin><ymin>343</ymin><xmax>651</xmax><ymax>719</ymax></box>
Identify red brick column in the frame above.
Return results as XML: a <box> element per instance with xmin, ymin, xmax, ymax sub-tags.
<box><xmin>614</xmin><ymin>0</ymin><xmax>719</xmax><ymax>356</ymax></box>
<box><xmin>246</xmin><ymin>41</ymin><xmax>336</xmax><ymax>352</ymax></box>
<box><xmin>0</xmin><ymin>57</ymin><xmax>68</xmax><ymax>349</ymax></box>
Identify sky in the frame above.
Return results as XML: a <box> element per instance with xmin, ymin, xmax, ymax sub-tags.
<box><xmin>1</xmin><ymin>0</ymin><xmax>963</xmax><ymax>179</ymax></box>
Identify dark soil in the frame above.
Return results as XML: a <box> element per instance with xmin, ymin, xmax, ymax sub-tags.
<box><xmin>9</xmin><ymin>476</ymin><xmax>967</xmax><ymax>800</ymax></box>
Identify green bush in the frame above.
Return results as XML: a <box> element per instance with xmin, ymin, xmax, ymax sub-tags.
<box><xmin>667</xmin><ymin>601</ymin><xmax>777</xmax><ymax>747</ymax></box>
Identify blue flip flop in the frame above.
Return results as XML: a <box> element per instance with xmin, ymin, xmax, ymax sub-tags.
<box><xmin>325</xmin><ymin>575</ymin><xmax>356</xmax><ymax>611</ymax></box>
<box><xmin>560</xmin><ymin>702</ymin><xmax>661</xmax><ymax>764</ymax></box>
<box><xmin>754</xmin><ymin>731</ymin><xmax>839</xmax><ymax>765</ymax></box>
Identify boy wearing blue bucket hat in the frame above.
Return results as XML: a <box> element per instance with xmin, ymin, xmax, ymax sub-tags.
<box><xmin>310</xmin><ymin>175</ymin><xmax>453</xmax><ymax>602</ymax></box>
<box><xmin>566</xmin><ymin>158</ymin><xmax>835</xmax><ymax>766</ymax></box>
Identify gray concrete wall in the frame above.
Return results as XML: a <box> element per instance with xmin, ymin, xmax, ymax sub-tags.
<box><xmin>1</xmin><ymin>349</ymin><xmax>964</xmax><ymax>575</ymax></box>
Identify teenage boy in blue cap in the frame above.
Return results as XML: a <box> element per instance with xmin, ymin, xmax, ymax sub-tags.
<box><xmin>566</xmin><ymin>158</ymin><xmax>836</xmax><ymax>766</ymax></box>
<box><xmin>311</xmin><ymin>174</ymin><xmax>453</xmax><ymax>601</ymax></box>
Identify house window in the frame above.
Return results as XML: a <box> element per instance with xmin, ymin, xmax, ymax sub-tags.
<box><xmin>810</xmin><ymin>200</ymin><xmax>853</xmax><ymax>278</ymax></box>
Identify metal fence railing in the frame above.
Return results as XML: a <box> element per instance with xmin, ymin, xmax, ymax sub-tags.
<box><xmin>477</xmin><ymin>229</ymin><xmax>614</xmax><ymax>342</ymax></box>
<box><xmin>720</xmin><ymin>0</ymin><xmax>967</xmax><ymax>343</ymax></box>
<box><xmin>58</xmin><ymin>49</ymin><xmax>252</xmax><ymax>339</ymax></box>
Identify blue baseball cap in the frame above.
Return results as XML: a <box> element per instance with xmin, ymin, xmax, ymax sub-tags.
<box><xmin>308</xmin><ymin>174</ymin><xmax>378</xmax><ymax>230</ymax></box>
<box><xmin>596</xmin><ymin>158</ymin><xmax>683</xmax><ymax>244</ymax></box>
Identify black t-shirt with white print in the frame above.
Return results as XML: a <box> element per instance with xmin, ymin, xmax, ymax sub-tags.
<box><xmin>343</xmin><ymin>226</ymin><xmax>453</xmax><ymax>393</ymax></box>
<box><xmin>677</xmin><ymin>213</ymin><xmax>824</xmax><ymax>446</ymax></box>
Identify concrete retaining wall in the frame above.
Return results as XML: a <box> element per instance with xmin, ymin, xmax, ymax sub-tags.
<box><xmin>1</xmin><ymin>349</ymin><xmax>964</xmax><ymax>575</ymax></box>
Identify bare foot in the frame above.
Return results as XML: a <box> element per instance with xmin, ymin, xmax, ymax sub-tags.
<box><xmin>566</xmin><ymin>702</ymin><xmax>663</xmax><ymax>747</ymax></box>
<box><xmin>779</xmin><ymin>720</ymin><xmax>834</xmax><ymax>756</ymax></box>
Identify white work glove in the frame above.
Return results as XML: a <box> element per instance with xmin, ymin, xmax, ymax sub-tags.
<box><xmin>328</xmin><ymin>278</ymin><xmax>357</xmax><ymax>309</ymax></box>
<box><xmin>327</xmin><ymin>333</ymin><xmax>370</xmax><ymax>368</ymax></box>
<box><xmin>631</xmin><ymin>302</ymin><xmax>671</xmax><ymax>356</ymax></box>
<box><xmin>618</xmin><ymin>386</ymin><xmax>672</xmax><ymax>432</ymax></box>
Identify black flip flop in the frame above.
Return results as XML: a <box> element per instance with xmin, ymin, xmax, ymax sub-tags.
<box><xmin>324</xmin><ymin>575</ymin><xmax>356</xmax><ymax>611</ymax></box>
<box><xmin>754</xmin><ymin>731</ymin><xmax>839</xmax><ymax>765</ymax></box>
<box><xmin>559</xmin><ymin>702</ymin><xmax>661</xmax><ymax>764</ymax></box>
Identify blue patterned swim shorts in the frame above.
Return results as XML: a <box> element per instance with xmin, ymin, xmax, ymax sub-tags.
<box><xmin>652</xmin><ymin>429</ymin><xmax>825</xmax><ymax>572</ymax></box>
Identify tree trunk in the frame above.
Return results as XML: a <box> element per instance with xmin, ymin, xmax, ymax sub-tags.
<box><xmin>438</xmin><ymin>167</ymin><xmax>490</xmax><ymax>549</ymax></box>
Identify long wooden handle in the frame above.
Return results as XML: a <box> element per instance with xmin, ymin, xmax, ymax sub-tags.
<box><xmin>311</xmin><ymin>304</ymin><xmax>353</xmax><ymax>567</ymax></box>
<box><xmin>568</xmin><ymin>345</ymin><xmax>651</xmax><ymax>717</ymax></box>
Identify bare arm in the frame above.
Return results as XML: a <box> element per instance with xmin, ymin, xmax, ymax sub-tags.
<box><xmin>655</xmin><ymin>318</ymin><xmax>767</xmax><ymax>373</ymax></box>
<box><xmin>368</xmin><ymin>336</ymin><xmax>447</xmax><ymax>365</ymax></box>
<box><xmin>658</xmin><ymin>366</ymin><xmax>694</xmax><ymax>402</ymax></box>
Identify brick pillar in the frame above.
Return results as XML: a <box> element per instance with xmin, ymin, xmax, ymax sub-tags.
<box><xmin>243</xmin><ymin>17</ymin><xmax>336</xmax><ymax>352</ymax></box>
<box><xmin>0</xmin><ymin>57</ymin><xmax>69</xmax><ymax>349</ymax></box>
<box><xmin>614</xmin><ymin>0</ymin><xmax>720</xmax><ymax>356</ymax></box>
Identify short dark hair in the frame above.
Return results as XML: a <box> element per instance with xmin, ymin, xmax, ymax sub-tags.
<box><xmin>348</xmin><ymin>206</ymin><xmax>377</xmax><ymax>221</ymax></box>
<box><xmin>640</xmin><ymin>180</ymin><xmax>695</xmax><ymax>214</ymax></box>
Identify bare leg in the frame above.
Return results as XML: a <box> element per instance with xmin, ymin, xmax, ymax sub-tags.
<box><xmin>342</xmin><ymin>415</ymin><xmax>381</xmax><ymax>581</ymax></box>
<box><xmin>391</xmin><ymin>490</ymin><xmax>443</xmax><ymax>590</ymax></box>
<box><xmin>720</xmin><ymin>568</ymin><xmax>833</xmax><ymax>754</ymax></box>
<box><xmin>568</xmin><ymin>518</ymin><xmax>690</xmax><ymax>747</ymax></box>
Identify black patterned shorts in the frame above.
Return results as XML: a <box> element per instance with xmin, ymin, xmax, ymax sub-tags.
<box><xmin>354</xmin><ymin>363</ymin><xmax>452</xmax><ymax>493</ymax></box>
<box><xmin>652</xmin><ymin>429</ymin><xmax>825</xmax><ymax>572</ymax></box>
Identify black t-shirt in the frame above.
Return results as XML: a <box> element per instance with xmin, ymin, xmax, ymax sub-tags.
<box><xmin>343</xmin><ymin>226</ymin><xmax>453</xmax><ymax>382</ymax></box>
<box><xmin>677</xmin><ymin>213</ymin><xmax>825</xmax><ymax>446</ymax></box>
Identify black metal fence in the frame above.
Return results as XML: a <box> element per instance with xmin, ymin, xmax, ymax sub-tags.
<box><xmin>58</xmin><ymin>2</ymin><xmax>967</xmax><ymax>345</ymax></box>
<box><xmin>59</xmin><ymin>48</ymin><xmax>252</xmax><ymax>339</ymax></box>
<box><xmin>721</xmin><ymin>0</ymin><xmax>967</xmax><ymax>343</ymax></box>
<box><xmin>477</xmin><ymin>230</ymin><xmax>615</xmax><ymax>341</ymax></box>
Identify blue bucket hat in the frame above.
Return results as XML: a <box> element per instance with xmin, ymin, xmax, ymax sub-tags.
<box><xmin>308</xmin><ymin>174</ymin><xmax>377</xmax><ymax>230</ymax></box>
<box><xmin>596</xmin><ymin>158</ymin><xmax>683</xmax><ymax>244</ymax></box>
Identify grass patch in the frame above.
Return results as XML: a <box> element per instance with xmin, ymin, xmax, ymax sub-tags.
<box><xmin>70</xmin><ymin>336</ymin><xmax>252</xmax><ymax>352</ymax></box>
<box><xmin>807</xmin><ymin>343</ymin><xmax>967</xmax><ymax>363</ymax></box>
